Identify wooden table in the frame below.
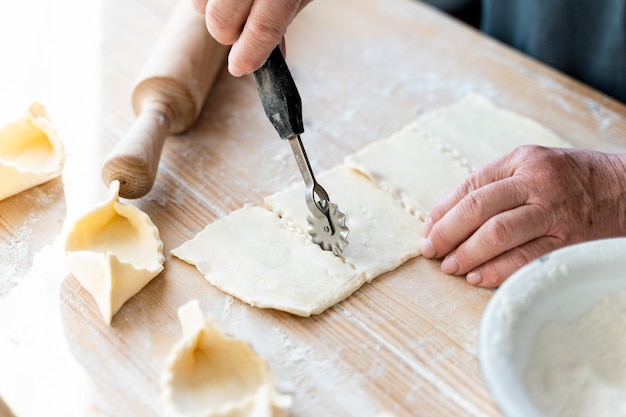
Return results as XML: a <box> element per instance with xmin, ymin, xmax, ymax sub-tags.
<box><xmin>1</xmin><ymin>0</ymin><xmax>625</xmax><ymax>416</ymax></box>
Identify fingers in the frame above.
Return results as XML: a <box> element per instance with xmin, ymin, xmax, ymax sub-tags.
<box><xmin>439</xmin><ymin>202</ymin><xmax>549</xmax><ymax>277</ymax></box>
<box><xmin>205</xmin><ymin>0</ymin><xmax>254</xmax><ymax>46</ymax></box>
<box><xmin>423</xmin><ymin>154</ymin><xmax>515</xmax><ymax>236</ymax></box>
<box><xmin>420</xmin><ymin>150</ymin><xmax>554</xmax><ymax>287</ymax></box>
<box><xmin>191</xmin><ymin>0</ymin><xmax>209</xmax><ymax>14</ymax></box>
<box><xmin>231</xmin><ymin>0</ymin><xmax>308</xmax><ymax>75</ymax></box>
<box><xmin>465</xmin><ymin>235</ymin><xmax>563</xmax><ymax>288</ymax></box>
<box><xmin>421</xmin><ymin>145</ymin><xmax>626</xmax><ymax>288</ymax></box>
<box><xmin>422</xmin><ymin>180</ymin><xmax>472</xmax><ymax>237</ymax></box>
<box><xmin>422</xmin><ymin>176</ymin><xmax>529</xmax><ymax>260</ymax></box>
<box><xmin>204</xmin><ymin>0</ymin><xmax>306</xmax><ymax>76</ymax></box>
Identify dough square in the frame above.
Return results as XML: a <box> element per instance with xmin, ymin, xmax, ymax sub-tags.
<box><xmin>264</xmin><ymin>164</ymin><xmax>425</xmax><ymax>282</ymax></box>
<box><xmin>171</xmin><ymin>205</ymin><xmax>362</xmax><ymax>317</ymax></box>
<box><xmin>344</xmin><ymin>123</ymin><xmax>471</xmax><ymax>220</ymax></box>
<box><xmin>417</xmin><ymin>94</ymin><xmax>571</xmax><ymax>169</ymax></box>
<box><xmin>174</xmin><ymin>165</ymin><xmax>425</xmax><ymax>317</ymax></box>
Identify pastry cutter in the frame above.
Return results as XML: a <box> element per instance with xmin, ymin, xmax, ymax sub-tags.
<box><xmin>253</xmin><ymin>46</ymin><xmax>349</xmax><ymax>255</ymax></box>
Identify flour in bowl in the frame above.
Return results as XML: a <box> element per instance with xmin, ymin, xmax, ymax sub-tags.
<box><xmin>525</xmin><ymin>290</ymin><xmax>626</xmax><ymax>417</ymax></box>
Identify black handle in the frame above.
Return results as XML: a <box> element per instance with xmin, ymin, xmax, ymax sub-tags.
<box><xmin>253</xmin><ymin>46</ymin><xmax>304</xmax><ymax>140</ymax></box>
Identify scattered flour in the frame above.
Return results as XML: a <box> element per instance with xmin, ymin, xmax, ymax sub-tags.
<box><xmin>525</xmin><ymin>290</ymin><xmax>626</xmax><ymax>417</ymax></box>
<box><xmin>0</xmin><ymin>225</ymin><xmax>33</xmax><ymax>296</ymax></box>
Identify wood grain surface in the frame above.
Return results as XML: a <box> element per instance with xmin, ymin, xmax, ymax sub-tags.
<box><xmin>0</xmin><ymin>0</ymin><xmax>625</xmax><ymax>416</ymax></box>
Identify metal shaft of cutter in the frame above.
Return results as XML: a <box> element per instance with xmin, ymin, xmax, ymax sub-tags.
<box><xmin>288</xmin><ymin>135</ymin><xmax>320</xmax><ymax>194</ymax></box>
<box><xmin>288</xmin><ymin>135</ymin><xmax>333</xmax><ymax>233</ymax></box>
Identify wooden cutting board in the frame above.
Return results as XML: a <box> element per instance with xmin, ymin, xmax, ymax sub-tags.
<box><xmin>0</xmin><ymin>0</ymin><xmax>625</xmax><ymax>416</ymax></box>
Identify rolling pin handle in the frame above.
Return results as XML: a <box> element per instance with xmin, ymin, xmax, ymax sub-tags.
<box><xmin>100</xmin><ymin>0</ymin><xmax>229</xmax><ymax>198</ymax></box>
<box><xmin>101</xmin><ymin>102</ymin><xmax>172</xmax><ymax>199</ymax></box>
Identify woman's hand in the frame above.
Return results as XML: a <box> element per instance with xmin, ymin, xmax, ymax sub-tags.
<box><xmin>191</xmin><ymin>0</ymin><xmax>314</xmax><ymax>76</ymax></box>
<box><xmin>421</xmin><ymin>145</ymin><xmax>626</xmax><ymax>288</ymax></box>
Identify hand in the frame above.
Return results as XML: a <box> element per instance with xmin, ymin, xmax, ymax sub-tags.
<box><xmin>191</xmin><ymin>0</ymin><xmax>314</xmax><ymax>77</ymax></box>
<box><xmin>421</xmin><ymin>145</ymin><xmax>626</xmax><ymax>288</ymax></box>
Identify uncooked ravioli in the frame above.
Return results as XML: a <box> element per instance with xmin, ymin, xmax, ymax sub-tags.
<box><xmin>64</xmin><ymin>180</ymin><xmax>165</xmax><ymax>324</ymax></box>
<box><xmin>0</xmin><ymin>102</ymin><xmax>65</xmax><ymax>201</ymax></box>
<box><xmin>161</xmin><ymin>299</ymin><xmax>292</xmax><ymax>417</ymax></box>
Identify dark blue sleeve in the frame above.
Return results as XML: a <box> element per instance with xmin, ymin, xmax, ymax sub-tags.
<box><xmin>481</xmin><ymin>0</ymin><xmax>626</xmax><ymax>103</ymax></box>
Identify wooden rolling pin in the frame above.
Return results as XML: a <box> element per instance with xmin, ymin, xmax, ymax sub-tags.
<box><xmin>102</xmin><ymin>0</ymin><xmax>229</xmax><ymax>199</ymax></box>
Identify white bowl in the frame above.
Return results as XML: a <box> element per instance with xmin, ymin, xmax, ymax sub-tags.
<box><xmin>478</xmin><ymin>237</ymin><xmax>626</xmax><ymax>417</ymax></box>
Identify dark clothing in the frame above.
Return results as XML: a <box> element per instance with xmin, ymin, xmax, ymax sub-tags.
<box><xmin>481</xmin><ymin>0</ymin><xmax>626</xmax><ymax>103</ymax></box>
<box><xmin>427</xmin><ymin>0</ymin><xmax>626</xmax><ymax>103</ymax></box>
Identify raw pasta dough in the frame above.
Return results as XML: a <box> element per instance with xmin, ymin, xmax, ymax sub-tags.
<box><xmin>417</xmin><ymin>94</ymin><xmax>569</xmax><ymax>170</ymax></box>
<box><xmin>264</xmin><ymin>164</ymin><xmax>425</xmax><ymax>282</ymax></box>
<box><xmin>172</xmin><ymin>205</ymin><xmax>360</xmax><ymax>317</ymax></box>
<box><xmin>173</xmin><ymin>165</ymin><xmax>425</xmax><ymax>317</ymax></box>
<box><xmin>64</xmin><ymin>180</ymin><xmax>165</xmax><ymax>324</ymax></box>
<box><xmin>161</xmin><ymin>299</ymin><xmax>292</xmax><ymax>417</ymax></box>
<box><xmin>345</xmin><ymin>123</ymin><xmax>471</xmax><ymax>220</ymax></box>
<box><xmin>172</xmin><ymin>94</ymin><xmax>569</xmax><ymax>317</ymax></box>
<box><xmin>0</xmin><ymin>102</ymin><xmax>65</xmax><ymax>201</ymax></box>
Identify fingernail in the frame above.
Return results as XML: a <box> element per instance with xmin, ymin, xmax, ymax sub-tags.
<box><xmin>466</xmin><ymin>270</ymin><xmax>482</xmax><ymax>285</ymax></box>
<box><xmin>229</xmin><ymin>64</ymin><xmax>245</xmax><ymax>77</ymax></box>
<box><xmin>441</xmin><ymin>254</ymin><xmax>459</xmax><ymax>274</ymax></box>
<box><xmin>421</xmin><ymin>238</ymin><xmax>437</xmax><ymax>258</ymax></box>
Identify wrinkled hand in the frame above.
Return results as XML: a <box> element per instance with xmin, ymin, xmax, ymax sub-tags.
<box><xmin>421</xmin><ymin>145</ymin><xmax>626</xmax><ymax>288</ymax></box>
<box><xmin>191</xmin><ymin>0</ymin><xmax>314</xmax><ymax>76</ymax></box>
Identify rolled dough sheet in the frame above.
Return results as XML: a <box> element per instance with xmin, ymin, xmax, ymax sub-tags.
<box><xmin>65</xmin><ymin>180</ymin><xmax>165</xmax><ymax>324</ymax></box>
<box><xmin>264</xmin><ymin>164</ymin><xmax>425</xmax><ymax>282</ymax></box>
<box><xmin>172</xmin><ymin>94</ymin><xmax>567</xmax><ymax>317</ymax></box>
<box><xmin>171</xmin><ymin>205</ymin><xmax>362</xmax><ymax>317</ymax></box>
<box><xmin>417</xmin><ymin>94</ymin><xmax>570</xmax><ymax>169</ymax></box>
<box><xmin>161</xmin><ymin>299</ymin><xmax>291</xmax><ymax>417</ymax></box>
<box><xmin>344</xmin><ymin>123</ymin><xmax>471</xmax><ymax>220</ymax></box>
<box><xmin>173</xmin><ymin>165</ymin><xmax>425</xmax><ymax>316</ymax></box>
<box><xmin>0</xmin><ymin>102</ymin><xmax>65</xmax><ymax>201</ymax></box>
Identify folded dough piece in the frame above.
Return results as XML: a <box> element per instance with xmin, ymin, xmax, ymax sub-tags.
<box><xmin>417</xmin><ymin>94</ymin><xmax>570</xmax><ymax>170</ymax></box>
<box><xmin>264</xmin><ymin>165</ymin><xmax>425</xmax><ymax>282</ymax></box>
<box><xmin>344</xmin><ymin>124</ymin><xmax>471</xmax><ymax>220</ymax></box>
<box><xmin>171</xmin><ymin>205</ymin><xmax>361</xmax><ymax>317</ymax></box>
<box><xmin>0</xmin><ymin>102</ymin><xmax>65</xmax><ymax>201</ymax></box>
<box><xmin>64</xmin><ymin>180</ymin><xmax>165</xmax><ymax>324</ymax></box>
<box><xmin>161</xmin><ymin>299</ymin><xmax>292</xmax><ymax>417</ymax></box>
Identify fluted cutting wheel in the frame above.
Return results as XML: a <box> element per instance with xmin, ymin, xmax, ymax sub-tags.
<box><xmin>307</xmin><ymin>201</ymin><xmax>349</xmax><ymax>256</ymax></box>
